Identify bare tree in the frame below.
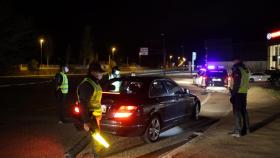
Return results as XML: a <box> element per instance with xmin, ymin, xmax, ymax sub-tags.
<box><xmin>0</xmin><ymin>0</ymin><xmax>36</xmax><ymax>65</ymax></box>
<box><xmin>45</xmin><ymin>35</ymin><xmax>54</xmax><ymax>66</ymax></box>
<box><xmin>80</xmin><ymin>25</ymin><xmax>93</xmax><ymax>65</ymax></box>
<box><xmin>65</xmin><ymin>44</ymin><xmax>72</xmax><ymax>64</ymax></box>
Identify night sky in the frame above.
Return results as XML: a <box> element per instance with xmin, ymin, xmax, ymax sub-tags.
<box><xmin>13</xmin><ymin>0</ymin><xmax>280</xmax><ymax>63</ymax></box>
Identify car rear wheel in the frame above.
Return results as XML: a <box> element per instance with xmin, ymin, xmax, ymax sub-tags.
<box><xmin>143</xmin><ymin>117</ymin><xmax>161</xmax><ymax>143</ymax></box>
<box><xmin>192</xmin><ymin>103</ymin><xmax>200</xmax><ymax>120</ymax></box>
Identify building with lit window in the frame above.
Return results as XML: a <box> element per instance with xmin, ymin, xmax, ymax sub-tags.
<box><xmin>267</xmin><ymin>30</ymin><xmax>280</xmax><ymax>69</ymax></box>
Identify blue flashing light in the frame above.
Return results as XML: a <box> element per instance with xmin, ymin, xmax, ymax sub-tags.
<box><xmin>207</xmin><ymin>65</ymin><xmax>215</xmax><ymax>70</ymax></box>
<box><xmin>200</xmin><ymin>68</ymin><xmax>206</xmax><ymax>71</ymax></box>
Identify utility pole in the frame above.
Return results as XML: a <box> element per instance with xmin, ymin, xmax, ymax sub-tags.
<box><xmin>161</xmin><ymin>33</ymin><xmax>167</xmax><ymax>75</ymax></box>
<box><xmin>204</xmin><ymin>40</ymin><xmax>208</xmax><ymax>66</ymax></box>
<box><xmin>161</xmin><ymin>33</ymin><xmax>166</xmax><ymax>68</ymax></box>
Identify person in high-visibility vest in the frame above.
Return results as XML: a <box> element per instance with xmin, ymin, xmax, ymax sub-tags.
<box><xmin>76</xmin><ymin>63</ymin><xmax>105</xmax><ymax>158</ymax></box>
<box><xmin>229</xmin><ymin>58</ymin><xmax>250</xmax><ymax>138</ymax></box>
<box><xmin>54</xmin><ymin>65</ymin><xmax>69</xmax><ymax>124</ymax></box>
<box><xmin>109</xmin><ymin>66</ymin><xmax>121</xmax><ymax>80</ymax></box>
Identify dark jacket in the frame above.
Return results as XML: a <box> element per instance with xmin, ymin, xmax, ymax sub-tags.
<box><xmin>54</xmin><ymin>72</ymin><xmax>63</xmax><ymax>92</ymax></box>
<box><xmin>231</xmin><ymin>62</ymin><xmax>248</xmax><ymax>95</ymax></box>
<box><xmin>77</xmin><ymin>75</ymin><xmax>100</xmax><ymax>123</ymax></box>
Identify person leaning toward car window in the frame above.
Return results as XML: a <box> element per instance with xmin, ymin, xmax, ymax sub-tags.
<box><xmin>229</xmin><ymin>58</ymin><xmax>250</xmax><ymax>138</ymax></box>
<box><xmin>109</xmin><ymin>66</ymin><xmax>121</xmax><ymax>79</ymax></box>
<box><xmin>76</xmin><ymin>62</ymin><xmax>105</xmax><ymax>158</ymax></box>
<box><xmin>54</xmin><ymin>64</ymin><xmax>69</xmax><ymax>124</ymax></box>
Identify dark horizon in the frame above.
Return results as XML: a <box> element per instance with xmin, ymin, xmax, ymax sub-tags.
<box><xmin>1</xmin><ymin>0</ymin><xmax>280</xmax><ymax>65</ymax></box>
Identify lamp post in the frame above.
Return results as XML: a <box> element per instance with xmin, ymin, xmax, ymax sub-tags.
<box><xmin>109</xmin><ymin>47</ymin><xmax>116</xmax><ymax>66</ymax></box>
<box><xmin>39</xmin><ymin>38</ymin><xmax>44</xmax><ymax>65</ymax></box>
<box><xmin>169</xmin><ymin>55</ymin><xmax>173</xmax><ymax>68</ymax></box>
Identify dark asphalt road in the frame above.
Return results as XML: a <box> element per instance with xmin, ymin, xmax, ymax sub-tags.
<box><xmin>0</xmin><ymin>74</ymin><xmax>229</xmax><ymax>158</ymax></box>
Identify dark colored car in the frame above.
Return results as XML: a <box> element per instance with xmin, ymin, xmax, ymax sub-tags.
<box><xmin>99</xmin><ymin>76</ymin><xmax>201</xmax><ymax>143</ymax></box>
<box><xmin>205</xmin><ymin>69</ymin><xmax>229</xmax><ymax>88</ymax></box>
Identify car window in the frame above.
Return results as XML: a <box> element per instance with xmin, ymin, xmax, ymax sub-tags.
<box><xmin>150</xmin><ymin>81</ymin><xmax>167</xmax><ymax>97</ymax></box>
<box><xmin>207</xmin><ymin>70</ymin><xmax>227</xmax><ymax>78</ymax></box>
<box><xmin>105</xmin><ymin>80</ymin><xmax>143</xmax><ymax>94</ymax></box>
<box><xmin>164</xmin><ymin>80</ymin><xmax>183</xmax><ymax>95</ymax></box>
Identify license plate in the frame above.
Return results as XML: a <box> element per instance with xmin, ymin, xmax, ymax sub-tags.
<box><xmin>101</xmin><ymin>105</ymin><xmax>107</xmax><ymax>113</ymax></box>
<box><xmin>212</xmin><ymin>78</ymin><xmax>221</xmax><ymax>81</ymax></box>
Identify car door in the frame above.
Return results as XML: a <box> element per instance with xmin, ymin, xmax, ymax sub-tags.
<box><xmin>149</xmin><ymin>80</ymin><xmax>177</xmax><ymax>126</ymax></box>
<box><xmin>163</xmin><ymin>79</ymin><xmax>193</xmax><ymax>119</ymax></box>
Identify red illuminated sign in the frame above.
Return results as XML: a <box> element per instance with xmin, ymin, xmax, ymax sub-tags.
<box><xmin>267</xmin><ymin>30</ymin><xmax>280</xmax><ymax>40</ymax></box>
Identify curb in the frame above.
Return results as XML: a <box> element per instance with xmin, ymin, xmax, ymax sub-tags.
<box><xmin>157</xmin><ymin>117</ymin><xmax>223</xmax><ymax>158</ymax></box>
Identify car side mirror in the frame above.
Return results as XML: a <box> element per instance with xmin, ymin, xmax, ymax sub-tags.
<box><xmin>184</xmin><ymin>88</ymin><xmax>190</xmax><ymax>94</ymax></box>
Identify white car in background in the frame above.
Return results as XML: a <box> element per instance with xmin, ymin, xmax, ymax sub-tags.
<box><xmin>249</xmin><ymin>72</ymin><xmax>271</xmax><ymax>82</ymax></box>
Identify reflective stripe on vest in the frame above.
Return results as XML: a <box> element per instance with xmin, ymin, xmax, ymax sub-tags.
<box><xmin>59</xmin><ymin>72</ymin><xmax>68</xmax><ymax>94</ymax></box>
<box><xmin>77</xmin><ymin>78</ymin><xmax>102</xmax><ymax>117</ymax></box>
<box><xmin>238</xmin><ymin>67</ymin><xmax>249</xmax><ymax>93</ymax></box>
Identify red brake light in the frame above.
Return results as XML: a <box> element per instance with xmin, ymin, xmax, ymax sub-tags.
<box><xmin>114</xmin><ymin>105</ymin><xmax>138</xmax><ymax>118</ymax></box>
<box><xmin>73</xmin><ymin>101</ymin><xmax>81</xmax><ymax>115</ymax></box>
<box><xmin>74</xmin><ymin>106</ymin><xmax>80</xmax><ymax>114</ymax></box>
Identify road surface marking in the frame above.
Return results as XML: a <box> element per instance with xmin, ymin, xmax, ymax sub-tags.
<box><xmin>201</xmin><ymin>93</ymin><xmax>211</xmax><ymax>105</ymax></box>
<box><xmin>0</xmin><ymin>80</ymin><xmax>52</xmax><ymax>88</ymax></box>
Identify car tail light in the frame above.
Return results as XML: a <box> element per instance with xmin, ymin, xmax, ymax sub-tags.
<box><xmin>73</xmin><ymin>101</ymin><xmax>81</xmax><ymax>115</ymax></box>
<box><xmin>114</xmin><ymin>105</ymin><xmax>138</xmax><ymax>118</ymax></box>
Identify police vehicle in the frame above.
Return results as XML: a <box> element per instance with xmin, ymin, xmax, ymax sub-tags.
<box><xmin>193</xmin><ymin>65</ymin><xmax>230</xmax><ymax>89</ymax></box>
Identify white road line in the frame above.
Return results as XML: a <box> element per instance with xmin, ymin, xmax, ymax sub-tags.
<box><xmin>0</xmin><ymin>80</ymin><xmax>52</xmax><ymax>88</ymax></box>
<box><xmin>201</xmin><ymin>93</ymin><xmax>211</xmax><ymax>105</ymax></box>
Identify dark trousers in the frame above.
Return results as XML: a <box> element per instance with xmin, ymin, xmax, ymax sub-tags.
<box><xmin>56</xmin><ymin>91</ymin><xmax>67</xmax><ymax>121</ymax></box>
<box><xmin>66</xmin><ymin>118</ymin><xmax>100</xmax><ymax>158</ymax></box>
<box><xmin>231</xmin><ymin>93</ymin><xmax>250</xmax><ymax>134</ymax></box>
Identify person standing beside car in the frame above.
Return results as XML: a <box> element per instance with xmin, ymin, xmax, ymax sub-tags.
<box><xmin>229</xmin><ymin>58</ymin><xmax>250</xmax><ymax>137</ymax></box>
<box><xmin>54</xmin><ymin>64</ymin><xmax>69</xmax><ymax>124</ymax></box>
<box><xmin>75</xmin><ymin>63</ymin><xmax>104</xmax><ymax>158</ymax></box>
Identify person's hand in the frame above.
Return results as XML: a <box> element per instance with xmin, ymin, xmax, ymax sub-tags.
<box><xmin>83</xmin><ymin>123</ymin><xmax>92</xmax><ymax>132</ymax></box>
<box><xmin>95</xmin><ymin>116</ymin><xmax>102</xmax><ymax>129</ymax></box>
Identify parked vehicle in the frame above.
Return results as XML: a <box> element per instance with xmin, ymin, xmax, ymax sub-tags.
<box><xmin>249</xmin><ymin>72</ymin><xmax>271</xmax><ymax>82</ymax></box>
<box><xmin>98</xmin><ymin>76</ymin><xmax>201</xmax><ymax>143</ymax></box>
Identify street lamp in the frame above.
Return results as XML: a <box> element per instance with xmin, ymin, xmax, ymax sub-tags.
<box><xmin>169</xmin><ymin>55</ymin><xmax>173</xmax><ymax>68</ymax></box>
<box><xmin>109</xmin><ymin>47</ymin><xmax>117</xmax><ymax>65</ymax></box>
<box><xmin>169</xmin><ymin>55</ymin><xmax>173</xmax><ymax>60</ymax></box>
<box><xmin>112</xmin><ymin>47</ymin><xmax>116</xmax><ymax>56</ymax></box>
<box><xmin>39</xmin><ymin>38</ymin><xmax>44</xmax><ymax>65</ymax></box>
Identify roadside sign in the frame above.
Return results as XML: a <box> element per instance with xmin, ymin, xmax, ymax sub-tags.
<box><xmin>192</xmin><ymin>52</ymin><xmax>197</xmax><ymax>61</ymax></box>
<box><xmin>139</xmin><ymin>47</ymin><xmax>148</xmax><ymax>56</ymax></box>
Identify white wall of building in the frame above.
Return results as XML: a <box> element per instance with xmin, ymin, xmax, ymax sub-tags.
<box><xmin>268</xmin><ymin>44</ymin><xmax>280</xmax><ymax>69</ymax></box>
<box><xmin>208</xmin><ymin>61</ymin><xmax>267</xmax><ymax>73</ymax></box>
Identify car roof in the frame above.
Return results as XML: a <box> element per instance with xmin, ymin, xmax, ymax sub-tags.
<box><xmin>109</xmin><ymin>76</ymin><xmax>173</xmax><ymax>87</ymax></box>
<box><xmin>122</xmin><ymin>75</ymin><xmax>169</xmax><ymax>81</ymax></box>
<box><xmin>105</xmin><ymin>76</ymin><xmax>172</xmax><ymax>97</ymax></box>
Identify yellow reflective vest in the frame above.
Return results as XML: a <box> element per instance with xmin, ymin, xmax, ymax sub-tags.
<box><xmin>59</xmin><ymin>72</ymin><xmax>68</xmax><ymax>94</ymax></box>
<box><xmin>78</xmin><ymin>78</ymin><xmax>102</xmax><ymax>117</ymax></box>
<box><xmin>238</xmin><ymin>67</ymin><xmax>249</xmax><ymax>93</ymax></box>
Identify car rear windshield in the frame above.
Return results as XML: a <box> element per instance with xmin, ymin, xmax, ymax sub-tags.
<box><xmin>207</xmin><ymin>70</ymin><xmax>227</xmax><ymax>78</ymax></box>
<box><xmin>104</xmin><ymin>80</ymin><xmax>144</xmax><ymax>94</ymax></box>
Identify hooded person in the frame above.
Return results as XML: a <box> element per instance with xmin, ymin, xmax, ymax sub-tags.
<box><xmin>74</xmin><ymin>63</ymin><xmax>105</xmax><ymax>158</ymax></box>
<box><xmin>229</xmin><ymin>58</ymin><xmax>250</xmax><ymax>137</ymax></box>
<box><xmin>54</xmin><ymin>64</ymin><xmax>69</xmax><ymax>123</ymax></box>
